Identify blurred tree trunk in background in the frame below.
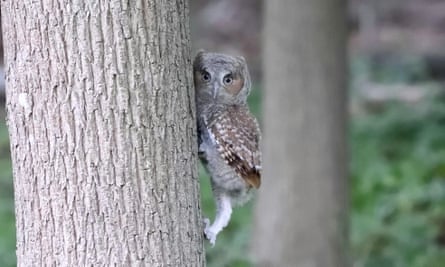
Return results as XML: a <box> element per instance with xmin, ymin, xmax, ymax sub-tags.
<box><xmin>251</xmin><ymin>0</ymin><xmax>348</xmax><ymax>266</ymax></box>
<box><xmin>2</xmin><ymin>0</ymin><xmax>204</xmax><ymax>266</ymax></box>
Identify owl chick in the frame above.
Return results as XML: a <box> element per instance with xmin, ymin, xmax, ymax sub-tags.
<box><xmin>193</xmin><ymin>51</ymin><xmax>261</xmax><ymax>246</ymax></box>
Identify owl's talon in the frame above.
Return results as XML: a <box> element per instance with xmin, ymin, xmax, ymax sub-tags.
<box><xmin>204</xmin><ymin>228</ymin><xmax>217</xmax><ymax>246</ymax></box>
<box><xmin>203</xmin><ymin>218</ymin><xmax>216</xmax><ymax>246</ymax></box>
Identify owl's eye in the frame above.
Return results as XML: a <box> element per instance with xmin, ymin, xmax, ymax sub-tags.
<box><xmin>223</xmin><ymin>74</ymin><xmax>233</xmax><ymax>85</ymax></box>
<box><xmin>201</xmin><ymin>71</ymin><xmax>211</xmax><ymax>82</ymax></box>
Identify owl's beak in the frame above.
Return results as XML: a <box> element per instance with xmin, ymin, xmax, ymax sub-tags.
<box><xmin>212</xmin><ymin>84</ymin><xmax>219</xmax><ymax>99</ymax></box>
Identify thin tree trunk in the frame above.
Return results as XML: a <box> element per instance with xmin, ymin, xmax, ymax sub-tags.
<box><xmin>251</xmin><ymin>0</ymin><xmax>348</xmax><ymax>266</ymax></box>
<box><xmin>2</xmin><ymin>0</ymin><xmax>204</xmax><ymax>266</ymax></box>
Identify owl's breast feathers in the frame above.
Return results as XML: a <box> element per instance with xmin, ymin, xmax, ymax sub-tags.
<box><xmin>206</xmin><ymin>106</ymin><xmax>261</xmax><ymax>188</ymax></box>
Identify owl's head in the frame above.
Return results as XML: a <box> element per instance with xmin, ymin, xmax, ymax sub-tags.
<box><xmin>193</xmin><ymin>51</ymin><xmax>251</xmax><ymax>106</ymax></box>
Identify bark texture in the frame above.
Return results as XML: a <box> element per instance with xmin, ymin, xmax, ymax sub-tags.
<box><xmin>2</xmin><ymin>0</ymin><xmax>204</xmax><ymax>266</ymax></box>
<box><xmin>251</xmin><ymin>0</ymin><xmax>349</xmax><ymax>266</ymax></box>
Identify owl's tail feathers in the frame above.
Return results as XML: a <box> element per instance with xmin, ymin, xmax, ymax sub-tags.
<box><xmin>244</xmin><ymin>172</ymin><xmax>261</xmax><ymax>189</ymax></box>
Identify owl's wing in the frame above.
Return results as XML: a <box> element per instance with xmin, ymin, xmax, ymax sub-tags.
<box><xmin>207</xmin><ymin>107</ymin><xmax>261</xmax><ymax>188</ymax></box>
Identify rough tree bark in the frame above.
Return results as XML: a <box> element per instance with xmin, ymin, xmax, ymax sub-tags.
<box><xmin>2</xmin><ymin>0</ymin><xmax>204</xmax><ymax>266</ymax></box>
<box><xmin>251</xmin><ymin>0</ymin><xmax>348</xmax><ymax>266</ymax></box>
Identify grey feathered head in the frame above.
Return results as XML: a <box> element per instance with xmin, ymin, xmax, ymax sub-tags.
<box><xmin>193</xmin><ymin>51</ymin><xmax>251</xmax><ymax>106</ymax></box>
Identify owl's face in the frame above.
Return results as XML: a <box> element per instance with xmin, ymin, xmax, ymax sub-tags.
<box><xmin>193</xmin><ymin>51</ymin><xmax>251</xmax><ymax>106</ymax></box>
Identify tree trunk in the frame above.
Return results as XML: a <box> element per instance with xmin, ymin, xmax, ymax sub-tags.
<box><xmin>2</xmin><ymin>0</ymin><xmax>204</xmax><ymax>266</ymax></box>
<box><xmin>251</xmin><ymin>0</ymin><xmax>348</xmax><ymax>266</ymax></box>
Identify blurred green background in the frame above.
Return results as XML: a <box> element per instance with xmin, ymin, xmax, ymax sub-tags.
<box><xmin>2</xmin><ymin>0</ymin><xmax>445</xmax><ymax>266</ymax></box>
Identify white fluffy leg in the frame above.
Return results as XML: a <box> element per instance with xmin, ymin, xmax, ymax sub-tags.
<box><xmin>204</xmin><ymin>194</ymin><xmax>232</xmax><ymax>246</ymax></box>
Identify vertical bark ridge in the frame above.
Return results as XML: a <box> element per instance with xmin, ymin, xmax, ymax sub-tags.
<box><xmin>2</xmin><ymin>0</ymin><xmax>204</xmax><ymax>266</ymax></box>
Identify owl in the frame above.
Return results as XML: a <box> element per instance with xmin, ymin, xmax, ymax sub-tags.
<box><xmin>193</xmin><ymin>51</ymin><xmax>261</xmax><ymax>246</ymax></box>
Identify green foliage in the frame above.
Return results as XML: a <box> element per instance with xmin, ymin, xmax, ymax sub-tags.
<box><xmin>0</xmin><ymin>119</ymin><xmax>15</xmax><ymax>267</ymax></box>
<box><xmin>351</xmin><ymin>98</ymin><xmax>445</xmax><ymax>267</ymax></box>
<box><xmin>351</xmin><ymin>56</ymin><xmax>431</xmax><ymax>84</ymax></box>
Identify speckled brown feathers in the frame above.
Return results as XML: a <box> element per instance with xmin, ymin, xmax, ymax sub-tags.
<box><xmin>207</xmin><ymin>106</ymin><xmax>261</xmax><ymax>188</ymax></box>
